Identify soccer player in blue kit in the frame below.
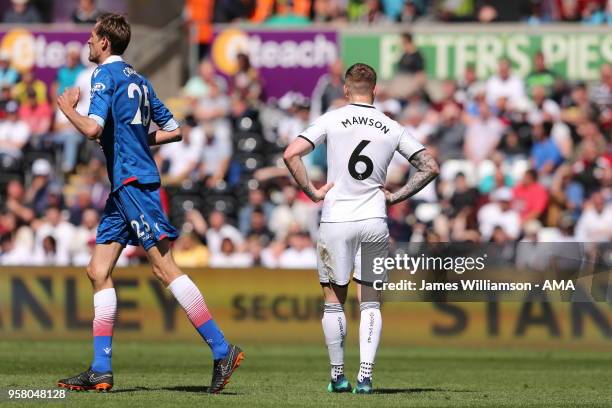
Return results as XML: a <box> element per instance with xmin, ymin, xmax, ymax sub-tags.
<box><xmin>56</xmin><ymin>13</ymin><xmax>243</xmax><ymax>393</ymax></box>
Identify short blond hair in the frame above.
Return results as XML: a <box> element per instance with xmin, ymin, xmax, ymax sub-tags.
<box><xmin>345</xmin><ymin>63</ymin><xmax>377</xmax><ymax>95</ymax></box>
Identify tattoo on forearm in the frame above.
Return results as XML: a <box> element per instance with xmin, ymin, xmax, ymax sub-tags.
<box><xmin>285</xmin><ymin>156</ymin><xmax>316</xmax><ymax>200</ymax></box>
<box><xmin>391</xmin><ymin>150</ymin><xmax>439</xmax><ymax>204</ymax></box>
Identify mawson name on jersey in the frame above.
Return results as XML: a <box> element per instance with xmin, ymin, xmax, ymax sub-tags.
<box><xmin>340</xmin><ymin>116</ymin><xmax>390</xmax><ymax>134</ymax></box>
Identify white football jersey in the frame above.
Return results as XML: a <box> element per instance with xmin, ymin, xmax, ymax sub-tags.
<box><xmin>300</xmin><ymin>103</ymin><xmax>425</xmax><ymax>222</ymax></box>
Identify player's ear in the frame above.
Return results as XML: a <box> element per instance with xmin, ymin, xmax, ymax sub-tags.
<box><xmin>101</xmin><ymin>36</ymin><xmax>110</xmax><ymax>52</ymax></box>
<box><xmin>372</xmin><ymin>85</ymin><xmax>378</xmax><ymax>101</ymax></box>
<box><xmin>343</xmin><ymin>84</ymin><xmax>350</xmax><ymax>99</ymax></box>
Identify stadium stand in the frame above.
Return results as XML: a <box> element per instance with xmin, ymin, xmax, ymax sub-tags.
<box><xmin>0</xmin><ymin>1</ymin><xmax>610</xmax><ymax>266</ymax></box>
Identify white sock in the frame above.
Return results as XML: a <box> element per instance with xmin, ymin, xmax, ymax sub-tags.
<box><xmin>358</xmin><ymin>302</ymin><xmax>381</xmax><ymax>381</ymax></box>
<box><xmin>322</xmin><ymin>303</ymin><xmax>346</xmax><ymax>380</ymax></box>
<box><xmin>331</xmin><ymin>364</ymin><xmax>344</xmax><ymax>381</ymax></box>
<box><xmin>358</xmin><ymin>362</ymin><xmax>374</xmax><ymax>382</ymax></box>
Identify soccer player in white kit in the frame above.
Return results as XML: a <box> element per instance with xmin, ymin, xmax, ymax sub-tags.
<box><xmin>283</xmin><ymin>63</ymin><xmax>439</xmax><ymax>394</ymax></box>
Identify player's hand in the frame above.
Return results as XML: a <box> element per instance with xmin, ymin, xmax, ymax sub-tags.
<box><xmin>310</xmin><ymin>182</ymin><xmax>334</xmax><ymax>202</ymax></box>
<box><xmin>57</xmin><ymin>87</ymin><xmax>80</xmax><ymax>112</ymax></box>
<box><xmin>380</xmin><ymin>187</ymin><xmax>394</xmax><ymax>205</ymax></box>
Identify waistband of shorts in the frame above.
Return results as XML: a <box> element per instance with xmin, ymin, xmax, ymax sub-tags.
<box><xmin>320</xmin><ymin>216</ymin><xmax>387</xmax><ymax>224</ymax></box>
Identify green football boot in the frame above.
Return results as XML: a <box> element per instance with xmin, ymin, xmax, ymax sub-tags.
<box><xmin>352</xmin><ymin>377</ymin><xmax>373</xmax><ymax>394</ymax></box>
<box><xmin>327</xmin><ymin>374</ymin><xmax>352</xmax><ymax>393</ymax></box>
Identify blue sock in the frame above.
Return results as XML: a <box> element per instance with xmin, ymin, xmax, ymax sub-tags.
<box><xmin>167</xmin><ymin>275</ymin><xmax>230</xmax><ymax>360</ymax></box>
<box><xmin>91</xmin><ymin>336</ymin><xmax>112</xmax><ymax>373</ymax></box>
<box><xmin>196</xmin><ymin>320</ymin><xmax>229</xmax><ymax>360</ymax></box>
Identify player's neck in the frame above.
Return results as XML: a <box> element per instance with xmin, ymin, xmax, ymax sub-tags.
<box><xmin>98</xmin><ymin>53</ymin><xmax>119</xmax><ymax>65</ymax></box>
<box><xmin>348</xmin><ymin>96</ymin><xmax>374</xmax><ymax>106</ymax></box>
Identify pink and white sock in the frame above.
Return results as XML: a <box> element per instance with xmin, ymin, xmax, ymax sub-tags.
<box><xmin>167</xmin><ymin>274</ymin><xmax>212</xmax><ymax>327</ymax></box>
<box><xmin>91</xmin><ymin>288</ymin><xmax>116</xmax><ymax>372</ymax></box>
<box><xmin>167</xmin><ymin>275</ymin><xmax>228</xmax><ymax>359</ymax></box>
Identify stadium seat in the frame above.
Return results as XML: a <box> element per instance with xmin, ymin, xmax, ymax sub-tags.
<box><xmin>236</xmin><ymin>153</ymin><xmax>265</xmax><ymax>174</ymax></box>
<box><xmin>177</xmin><ymin>179</ymin><xmax>201</xmax><ymax>195</ymax></box>
<box><xmin>233</xmin><ymin>179</ymin><xmax>256</xmax><ymax>206</ymax></box>
<box><xmin>0</xmin><ymin>156</ymin><xmax>22</xmax><ymax>175</ymax></box>
<box><xmin>235</xmin><ymin>131</ymin><xmax>266</xmax><ymax>154</ymax></box>
<box><xmin>169</xmin><ymin>194</ymin><xmax>205</xmax><ymax>226</ymax></box>
<box><xmin>22</xmin><ymin>151</ymin><xmax>55</xmax><ymax>174</ymax></box>
<box><xmin>205</xmin><ymin>194</ymin><xmax>239</xmax><ymax>215</ymax></box>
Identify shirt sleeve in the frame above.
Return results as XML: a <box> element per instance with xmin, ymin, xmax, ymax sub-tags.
<box><xmin>87</xmin><ymin>67</ymin><xmax>114</xmax><ymax>128</ymax></box>
<box><xmin>299</xmin><ymin>116</ymin><xmax>326</xmax><ymax>148</ymax></box>
<box><xmin>396</xmin><ymin>129</ymin><xmax>425</xmax><ymax>161</ymax></box>
<box><xmin>148</xmin><ymin>82</ymin><xmax>179</xmax><ymax>131</ymax></box>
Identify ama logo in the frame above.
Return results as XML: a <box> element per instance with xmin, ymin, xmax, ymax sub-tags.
<box><xmin>211</xmin><ymin>29</ymin><xmax>337</xmax><ymax>76</ymax></box>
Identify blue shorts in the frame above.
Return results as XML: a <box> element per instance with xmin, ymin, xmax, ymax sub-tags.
<box><xmin>96</xmin><ymin>183</ymin><xmax>178</xmax><ymax>250</ymax></box>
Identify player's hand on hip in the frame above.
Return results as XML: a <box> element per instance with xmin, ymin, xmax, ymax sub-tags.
<box><xmin>57</xmin><ymin>87</ymin><xmax>80</xmax><ymax>111</ymax></box>
<box><xmin>310</xmin><ymin>182</ymin><xmax>334</xmax><ymax>202</ymax></box>
<box><xmin>380</xmin><ymin>187</ymin><xmax>394</xmax><ymax>206</ymax></box>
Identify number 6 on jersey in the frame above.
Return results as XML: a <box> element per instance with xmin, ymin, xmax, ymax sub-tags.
<box><xmin>348</xmin><ymin>140</ymin><xmax>374</xmax><ymax>180</ymax></box>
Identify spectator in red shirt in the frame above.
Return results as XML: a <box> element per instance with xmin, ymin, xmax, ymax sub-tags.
<box><xmin>513</xmin><ymin>169</ymin><xmax>549</xmax><ymax>223</ymax></box>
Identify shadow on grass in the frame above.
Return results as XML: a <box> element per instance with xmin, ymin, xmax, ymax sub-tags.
<box><xmin>111</xmin><ymin>386</ymin><xmax>470</xmax><ymax>396</ymax></box>
<box><xmin>111</xmin><ymin>386</ymin><xmax>238</xmax><ymax>395</ymax></box>
<box><xmin>374</xmin><ymin>388</ymin><xmax>475</xmax><ymax>394</ymax></box>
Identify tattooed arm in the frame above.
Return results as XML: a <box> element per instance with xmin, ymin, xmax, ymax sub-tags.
<box><xmin>283</xmin><ymin>136</ymin><xmax>333</xmax><ymax>202</ymax></box>
<box><xmin>382</xmin><ymin>148</ymin><xmax>439</xmax><ymax>205</ymax></box>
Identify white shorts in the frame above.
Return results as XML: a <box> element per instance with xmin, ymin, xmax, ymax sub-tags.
<box><xmin>317</xmin><ymin>218</ymin><xmax>389</xmax><ymax>286</ymax></box>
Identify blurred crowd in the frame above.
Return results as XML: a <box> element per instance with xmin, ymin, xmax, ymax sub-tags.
<box><xmin>1</xmin><ymin>0</ymin><xmax>611</xmax><ymax>26</ymax></box>
<box><xmin>0</xmin><ymin>0</ymin><xmax>104</xmax><ymax>24</ymax></box>
<box><xmin>0</xmin><ymin>22</ymin><xmax>611</xmax><ymax>267</ymax></box>
<box><xmin>197</xmin><ymin>0</ymin><xmax>612</xmax><ymax>25</ymax></box>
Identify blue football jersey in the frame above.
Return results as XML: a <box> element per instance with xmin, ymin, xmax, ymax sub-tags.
<box><xmin>88</xmin><ymin>55</ymin><xmax>179</xmax><ymax>191</ymax></box>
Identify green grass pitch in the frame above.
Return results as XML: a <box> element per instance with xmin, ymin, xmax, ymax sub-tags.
<box><xmin>0</xmin><ymin>340</ymin><xmax>610</xmax><ymax>407</ymax></box>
